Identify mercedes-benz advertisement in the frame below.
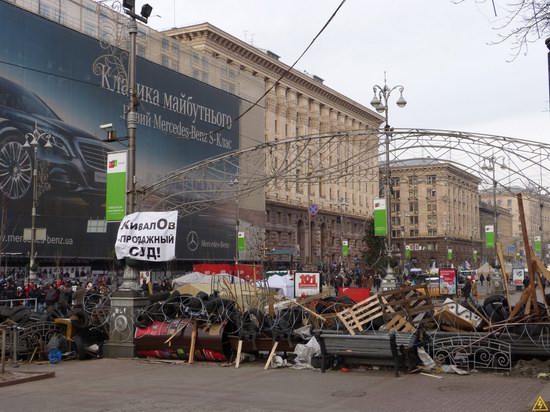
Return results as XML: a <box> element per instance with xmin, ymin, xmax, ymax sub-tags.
<box><xmin>0</xmin><ymin>1</ymin><xmax>242</xmax><ymax>262</ymax></box>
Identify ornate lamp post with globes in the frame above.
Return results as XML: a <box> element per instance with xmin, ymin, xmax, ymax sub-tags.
<box><xmin>23</xmin><ymin>125</ymin><xmax>52</xmax><ymax>281</ymax></box>
<box><xmin>370</xmin><ymin>73</ymin><xmax>406</xmax><ymax>288</ymax></box>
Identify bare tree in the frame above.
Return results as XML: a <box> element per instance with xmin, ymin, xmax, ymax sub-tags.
<box><xmin>454</xmin><ymin>0</ymin><xmax>550</xmax><ymax>59</ymax></box>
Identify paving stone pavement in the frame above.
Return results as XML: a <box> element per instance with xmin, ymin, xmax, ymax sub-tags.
<box><xmin>0</xmin><ymin>358</ymin><xmax>548</xmax><ymax>412</ymax></box>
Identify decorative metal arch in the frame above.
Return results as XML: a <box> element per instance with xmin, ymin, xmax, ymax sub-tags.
<box><xmin>137</xmin><ymin>128</ymin><xmax>550</xmax><ymax>218</ymax></box>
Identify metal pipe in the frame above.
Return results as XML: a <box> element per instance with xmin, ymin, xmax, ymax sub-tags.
<box><xmin>1</xmin><ymin>327</ymin><xmax>5</xmax><ymax>374</ymax></box>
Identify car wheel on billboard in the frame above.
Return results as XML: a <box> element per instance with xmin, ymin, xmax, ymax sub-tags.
<box><xmin>0</xmin><ymin>134</ymin><xmax>32</xmax><ymax>200</ymax></box>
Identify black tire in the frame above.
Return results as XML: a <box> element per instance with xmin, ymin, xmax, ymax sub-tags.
<box><xmin>0</xmin><ymin>134</ymin><xmax>33</xmax><ymax>200</ymax></box>
<box><xmin>149</xmin><ymin>291</ymin><xmax>171</xmax><ymax>303</ymax></box>
<box><xmin>10</xmin><ymin>307</ymin><xmax>31</xmax><ymax>323</ymax></box>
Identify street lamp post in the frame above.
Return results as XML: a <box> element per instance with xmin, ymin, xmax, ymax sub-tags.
<box><xmin>482</xmin><ymin>156</ymin><xmax>506</xmax><ymax>264</ymax></box>
<box><xmin>104</xmin><ymin>0</ymin><xmax>153</xmax><ymax>359</ymax></box>
<box><xmin>24</xmin><ymin>126</ymin><xmax>52</xmax><ymax>281</ymax></box>
<box><xmin>339</xmin><ymin>197</ymin><xmax>349</xmax><ymax>270</ymax></box>
<box><xmin>117</xmin><ymin>1</ymin><xmax>153</xmax><ymax>292</ymax></box>
<box><xmin>370</xmin><ymin>73</ymin><xmax>406</xmax><ymax>287</ymax></box>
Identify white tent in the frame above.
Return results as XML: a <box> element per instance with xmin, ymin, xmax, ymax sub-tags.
<box><xmin>476</xmin><ymin>262</ymin><xmax>493</xmax><ymax>275</ymax></box>
<box><xmin>172</xmin><ymin>272</ymin><xmax>210</xmax><ymax>287</ymax></box>
<box><xmin>264</xmin><ymin>274</ymin><xmax>294</xmax><ymax>297</ymax></box>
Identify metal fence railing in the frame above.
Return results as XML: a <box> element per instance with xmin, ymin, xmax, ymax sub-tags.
<box><xmin>0</xmin><ymin>298</ymin><xmax>38</xmax><ymax>312</ymax></box>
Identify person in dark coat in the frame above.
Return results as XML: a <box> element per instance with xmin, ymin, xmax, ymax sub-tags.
<box><xmin>44</xmin><ymin>284</ymin><xmax>59</xmax><ymax>308</ymax></box>
<box><xmin>462</xmin><ymin>279</ymin><xmax>472</xmax><ymax>299</ymax></box>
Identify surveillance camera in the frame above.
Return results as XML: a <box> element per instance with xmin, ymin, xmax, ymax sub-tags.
<box><xmin>99</xmin><ymin>123</ymin><xmax>114</xmax><ymax>130</ymax></box>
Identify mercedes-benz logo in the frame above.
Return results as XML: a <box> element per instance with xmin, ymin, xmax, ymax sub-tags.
<box><xmin>187</xmin><ymin>231</ymin><xmax>199</xmax><ymax>251</ymax></box>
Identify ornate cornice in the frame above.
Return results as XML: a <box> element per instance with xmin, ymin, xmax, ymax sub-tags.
<box><xmin>164</xmin><ymin>23</ymin><xmax>382</xmax><ymax>125</ymax></box>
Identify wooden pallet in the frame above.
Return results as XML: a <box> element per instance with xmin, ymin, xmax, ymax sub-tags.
<box><xmin>337</xmin><ymin>294</ymin><xmax>383</xmax><ymax>335</ymax></box>
<box><xmin>379</xmin><ymin>285</ymin><xmax>433</xmax><ymax>324</ymax></box>
<box><xmin>384</xmin><ymin>314</ymin><xmax>416</xmax><ymax>333</ymax></box>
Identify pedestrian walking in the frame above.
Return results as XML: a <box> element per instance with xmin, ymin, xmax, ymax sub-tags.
<box><xmin>479</xmin><ymin>273</ymin><xmax>485</xmax><ymax>286</ymax></box>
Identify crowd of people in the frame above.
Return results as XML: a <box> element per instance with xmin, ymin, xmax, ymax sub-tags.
<box><xmin>0</xmin><ymin>273</ymin><xmax>115</xmax><ymax>315</ymax></box>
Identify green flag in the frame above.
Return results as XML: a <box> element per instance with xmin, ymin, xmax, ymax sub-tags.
<box><xmin>237</xmin><ymin>231</ymin><xmax>245</xmax><ymax>252</ymax></box>
<box><xmin>534</xmin><ymin>236</ymin><xmax>542</xmax><ymax>255</ymax></box>
<box><xmin>473</xmin><ymin>249</ymin><xmax>478</xmax><ymax>262</ymax></box>
<box><xmin>106</xmin><ymin>151</ymin><xmax>127</xmax><ymax>221</ymax></box>
<box><xmin>485</xmin><ymin>225</ymin><xmax>494</xmax><ymax>249</ymax></box>
<box><xmin>342</xmin><ymin>240</ymin><xmax>349</xmax><ymax>257</ymax></box>
<box><xmin>447</xmin><ymin>248</ymin><xmax>453</xmax><ymax>261</ymax></box>
<box><xmin>373</xmin><ymin>198</ymin><xmax>387</xmax><ymax>236</ymax></box>
<box><xmin>405</xmin><ymin>245</ymin><xmax>411</xmax><ymax>258</ymax></box>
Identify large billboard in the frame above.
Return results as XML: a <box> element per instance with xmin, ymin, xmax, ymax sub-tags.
<box><xmin>0</xmin><ymin>2</ymin><xmax>241</xmax><ymax>261</ymax></box>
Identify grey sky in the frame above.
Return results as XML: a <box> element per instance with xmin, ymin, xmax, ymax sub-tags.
<box><xmin>146</xmin><ymin>0</ymin><xmax>548</xmax><ymax>144</ymax></box>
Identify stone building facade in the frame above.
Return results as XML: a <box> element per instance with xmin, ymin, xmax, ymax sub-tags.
<box><xmin>480</xmin><ymin>188</ymin><xmax>550</xmax><ymax>261</ymax></box>
<box><xmin>164</xmin><ymin>23</ymin><xmax>383</xmax><ymax>268</ymax></box>
<box><xmin>386</xmin><ymin>159</ymin><xmax>482</xmax><ymax>269</ymax></box>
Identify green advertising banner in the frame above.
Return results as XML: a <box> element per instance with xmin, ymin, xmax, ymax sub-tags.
<box><xmin>342</xmin><ymin>240</ymin><xmax>349</xmax><ymax>257</ymax></box>
<box><xmin>534</xmin><ymin>236</ymin><xmax>542</xmax><ymax>255</ymax></box>
<box><xmin>238</xmin><ymin>231</ymin><xmax>245</xmax><ymax>252</ymax></box>
<box><xmin>447</xmin><ymin>248</ymin><xmax>453</xmax><ymax>261</ymax></box>
<box><xmin>373</xmin><ymin>198</ymin><xmax>387</xmax><ymax>236</ymax></box>
<box><xmin>485</xmin><ymin>225</ymin><xmax>495</xmax><ymax>249</ymax></box>
<box><xmin>106</xmin><ymin>151</ymin><xmax>127</xmax><ymax>222</ymax></box>
<box><xmin>405</xmin><ymin>245</ymin><xmax>411</xmax><ymax>259</ymax></box>
<box><xmin>473</xmin><ymin>249</ymin><xmax>478</xmax><ymax>262</ymax></box>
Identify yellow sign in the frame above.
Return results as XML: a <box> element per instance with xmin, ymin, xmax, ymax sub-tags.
<box><xmin>533</xmin><ymin>396</ymin><xmax>549</xmax><ymax>412</ymax></box>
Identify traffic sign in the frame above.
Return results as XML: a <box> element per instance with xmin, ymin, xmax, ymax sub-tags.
<box><xmin>308</xmin><ymin>203</ymin><xmax>319</xmax><ymax>216</ymax></box>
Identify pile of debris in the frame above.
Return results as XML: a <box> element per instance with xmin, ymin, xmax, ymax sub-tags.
<box><xmin>0</xmin><ymin>290</ymin><xmax>109</xmax><ymax>363</ymax></box>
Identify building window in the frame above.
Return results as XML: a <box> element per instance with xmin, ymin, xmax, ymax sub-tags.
<box><xmin>172</xmin><ymin>44</ymin><xmax>179</xmax><ymax>55</ymax></box>
<box><xmin>192</xmin><ymin>53</ymin><xmax>200</xmax><ymax>65</ymax></box>
<box><xmin>137</xmin><ymin>45</ymin><xmax>146</xmax><ymax>57</ymax></box>
<box><xmin>192</xmin><ymin>69</ymin><xmax>200</xmax><ymax>79</ymax></box>
<box><xmin>162</xmin><ymin>38</ymin><xmax>169</xmax><ymax>50</ymax></box>
<box><xmin>409</xmin><ymin>201</ymin><xmax>418</xmax><ymax>213</ymax></box>
<box><xmin>201</xmin><ymin>71</ymin><xmax>209</xmax><ymax>83</ymax></box>
<box><xmin>391</xmin><ymin>216</ymin><xmax>401</xmax><ymax>225</ymax></box>
<box><xmin>87</xmin><ymin>219</ymin><xmax>107</xmax><ymax>233</ymax></box>
<box><xmin>161</xmin><ymin>55</ymin><xmax>169</xmax><ymax>67</ymax></box>
<box><xmin>427</xmin><ymin>175</ymin><xmax>436</xmax><ymax>184</ymax></box>
<box><xmin>390</xmin><ymin>177</ymin><xmax>400</xmax><ymax>186</ymax></box>
<box><xmin>428</xmin><ymin>215</ymin><xmax>437</xmax><ymax>226</ymax></box>
<box><xmin>427</xmin><ymin>202</ymin><xmax>437</xmax><ymax>213</ymax></box>
<box><xmin>409</xmin><ymin>216</ymin><xmax>418</xmax><ymax>225</ymax></box>
<box><xmin>409</xmin><ymin>176</ymin><xmax>418</xmax><ymax>186</ymax></box>
<box><xmin>391</xmin><ymin>203</ymin><xmax>400</xmax><ymax>213</ymax></box>
<box><xmin>427</xmin><ymin>188</ymin><xmax>436</xmax><ymax>198</ymax></box>
<box><xmin>409</xmin><ymin>188</ymin><xmax>418</xmax><ymax>199</ymax></box>
<box><xmin>202</xmin><ymin>56</ymin><xmax>209</xmax><ymax>68</ymax></box>
<box><xmin>391</xmin><ymin>190</ymin><xmax>400</xmax><ymax>200</ymax></box>
<box><xmin>428</xmin><ymin>229</ymin><xmax>437</xmax><ymax>236</ymax></box>
<box><xmin>409</xmin><ymin>229</ymin><xmax>419</xmax><ymax>238</ymax></box>
<box><xmin>84</xmin><ymin>22</ymin><xmax>96</xmax><ymax>36</ymax></box>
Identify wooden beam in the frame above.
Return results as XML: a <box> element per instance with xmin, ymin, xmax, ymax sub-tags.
<box><xmin>264</xmin><ymin>341</ymin><xmax>279</xmax><ymax>370</ymax></box>
<box><xmin>188</xmin><ymin>321</ymin><xmax>198</xmax><ymax>364</ymax></box>
<box><xmin>496</xmin><ymin>242</ymin><xmax>511</xmax><ymax>304</ymax></box>
<box><xmin>234</xmin><ymin>340</ymin><xmax>243</xmax><ymax>369</ymax></box>
<box><xmin>517</xmin><ymin>193</ymin><xmax>539</xmax><ymax>317</ymax></box>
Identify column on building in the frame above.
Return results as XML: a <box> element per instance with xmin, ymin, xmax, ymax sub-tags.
<box><xmin>275</xmin><ymin>84</ymin><xmax>287</xmax><ymax>140</ymax></box>
<box><xmin>286</xmin><ymin>90</ymin><xmax>298</xmax><ymax>139</ymax></box>
<box><xmin>264</xmin><ymin>78</ymin><xmax>280</xmax><ymax>200</ymax></box>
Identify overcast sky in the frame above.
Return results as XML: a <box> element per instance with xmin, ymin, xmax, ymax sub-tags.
<box><xmin>145</xmin><ymin>0</ymin><xmax>549</xmax><ymax>145</ymax></box>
